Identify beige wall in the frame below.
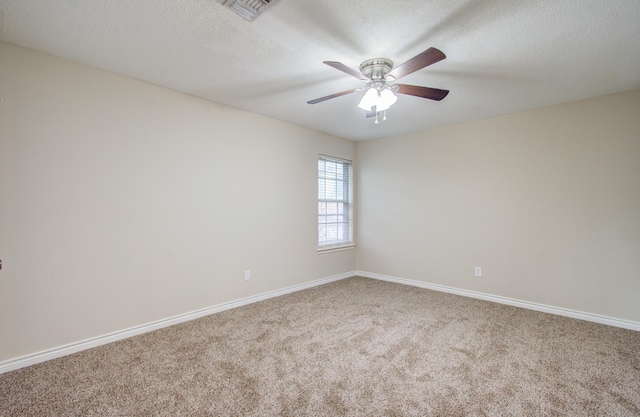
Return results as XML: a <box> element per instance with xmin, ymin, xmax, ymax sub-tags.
<box><xmin>356</xmin><ymin>89</ymin><xmax>640</xmax><ymax>322</ymax></box>
<box><xmin>0</xmin><ymin>42</ymin><xmax>356</xmax><ymax>361</ymax></box>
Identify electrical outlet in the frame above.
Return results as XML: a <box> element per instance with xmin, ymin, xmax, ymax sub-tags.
<box><xmin>244</xmin><ymin>270</ymin><xmax>251</xmax><ymax>281</ymax></box>
<box><xmin>474</xmin><ymin>267</ymin><xmax>482</xmax><ymax>277</ymax></box>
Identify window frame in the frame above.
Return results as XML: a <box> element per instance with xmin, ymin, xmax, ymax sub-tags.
<box><xmin>317</xmin><ymin>154</ymin><xmax>355</xmax><ymax>253</ymax></box>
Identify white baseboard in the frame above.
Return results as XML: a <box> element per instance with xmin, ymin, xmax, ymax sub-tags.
<box><xmin>0</xmin><ymin>271</ymin><xmax>356</xmax><ymax>375</ymax></box>
<box><xmin>357</xmin><ymin>270</ymin><xmax>640</xmax><ymax>332</ymax></box>
<box><xmin>4</xmin><ymin>269</ymin><xmax>636</xmax><ymax>375</ymax></box>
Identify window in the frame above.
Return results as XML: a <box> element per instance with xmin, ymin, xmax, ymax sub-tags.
<box><xmin>318</xmin><ymin>155</ymin><xmax>354</xmax><ymax>251</ymax></box>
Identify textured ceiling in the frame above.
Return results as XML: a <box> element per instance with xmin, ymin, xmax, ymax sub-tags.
<box><xmin>1</xmin><ymin>0</ymin><xmax>639</xmax><ymax>141</ymax></box>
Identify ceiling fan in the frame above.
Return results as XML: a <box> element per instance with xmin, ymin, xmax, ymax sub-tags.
<box><xmin>307</xmin><ymin>47</ymin><xmax>449</xmax><ymax>123</ymax></box>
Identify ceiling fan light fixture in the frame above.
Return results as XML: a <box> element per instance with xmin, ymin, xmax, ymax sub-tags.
<box><xmin>376</xmin><ymin>88</ymin><xmax>397</xmax><ymax>111</ymax></box>
<box><xmin>357</xmin><ymin>87</ymin><xmax>378</xmax><ymax>111</ymax></box>
<box><xmin>357</xmin><ymin>86</ymin><xmax>397</xmax><ymax>112</ymax></box>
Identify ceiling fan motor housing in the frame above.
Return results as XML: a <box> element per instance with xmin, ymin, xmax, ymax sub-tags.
<box><xmin>359</xmin><ymin>58</ymin><xmax>394</xmax><ymax>81</ymax></box>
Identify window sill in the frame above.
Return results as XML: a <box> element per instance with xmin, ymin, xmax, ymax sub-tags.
<box><xmin>317</xmin><ymin>244</ymin><xmax>355</xmax><ymax>254</ymax></box>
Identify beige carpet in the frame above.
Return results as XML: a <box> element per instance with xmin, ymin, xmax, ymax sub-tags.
<box><xmin>1</xmin><ymin>277</ymin><xmax>639</xmax><ymax>416</ymax></box>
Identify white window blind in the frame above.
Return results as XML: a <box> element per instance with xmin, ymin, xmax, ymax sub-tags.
<box><xmin>318</xmin><ymin>155</ymin><xmax>353</xmax><ymax>249</ymax></box>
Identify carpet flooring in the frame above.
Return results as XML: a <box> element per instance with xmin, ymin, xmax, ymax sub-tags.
<box><xmin>1</xmin><ymin>277</ymin><xmax>639</xmax><ymax>416</ymax></box>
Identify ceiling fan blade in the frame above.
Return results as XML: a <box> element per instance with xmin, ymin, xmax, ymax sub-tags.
<box><xmin>365</xmin><ymin>107</ymin><xmax>377</xmax><ymax>118</ymax></box>
<box><xmin>323</xmin><ymin>61</ymin><xmax>369</xmax><ymax>81</ymax></box>
<box><xmin>395</xmin><ymin>84</ymin><xmax>449</xmax><ymax>101</ymax></box>
<box><xmin>307</xmin><ymin>89</ymin><xmax>358</xmax><ymax>104</ymax></box>
<box><xmin>387</xmin><ymin>47</ymin><xmax>446</xmax><ymax>80</ymax></box>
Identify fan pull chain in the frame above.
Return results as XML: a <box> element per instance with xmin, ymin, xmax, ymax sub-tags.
<box><xmin>373</xmin><ymin>110</ymin><xmax>387</xmax><ymax>124</ymax></box>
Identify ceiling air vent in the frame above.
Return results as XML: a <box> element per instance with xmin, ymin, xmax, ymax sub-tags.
<box><xmin>218</xmin><ymin>0</ymin><xmax>279</xmax><ymax>21</ymax></box>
